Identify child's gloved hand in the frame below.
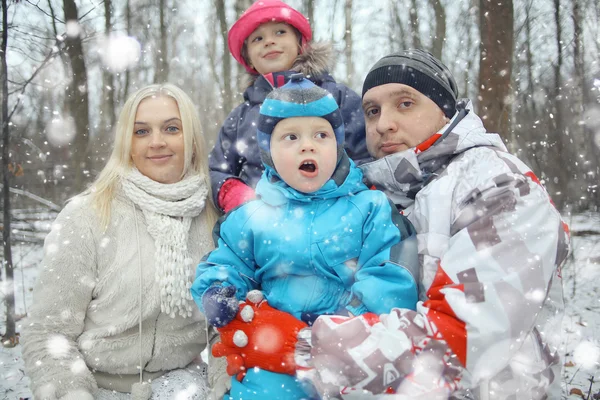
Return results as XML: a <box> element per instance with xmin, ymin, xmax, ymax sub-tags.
<box><xmin>212</xmin><ymin>290</ymin><xmax>309</xmax><ymax>379</ymax></box>
<box><xmin>218</xmin><ymin>178</ymin><xmax>256</xmax><ymax>213</ymax></box>
<box><xmin>202</xmin><ymin>285</ymin><xmax>239</xmax><ymax>327</ymax></box>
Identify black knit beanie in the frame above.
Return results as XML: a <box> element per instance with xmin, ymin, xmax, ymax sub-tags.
<box><xmin>362</xmin><ymin>49</ymin><xmax>459</xmax><ymax>118</ymax></box>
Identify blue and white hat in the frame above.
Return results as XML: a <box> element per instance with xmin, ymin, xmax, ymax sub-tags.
<box><xmin>257</xmin><ymin>74</ymin><xmax>345</xmax><ymax>170</ymax></box>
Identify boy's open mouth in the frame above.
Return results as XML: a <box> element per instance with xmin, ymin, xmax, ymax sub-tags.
<box><xmin>299</xmin><ymin>160</ymin><xmax>318</xmax><ymax>177</ymax></box>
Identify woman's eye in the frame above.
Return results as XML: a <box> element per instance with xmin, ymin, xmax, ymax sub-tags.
<box><xmin>134</xmin><ymin>129</ymin><xmax>148</xmax><ymax>136</ymax></box>
<box><xmin>166</xmin><ymin>126</ymin><xmax>180</xmax><ymax>133</ymax></box>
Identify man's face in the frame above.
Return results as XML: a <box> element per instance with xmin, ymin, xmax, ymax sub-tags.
<box><xmin>362</xmin><ymin>83</ymin><xmax>449</xmax><ymax>159</ymax></box>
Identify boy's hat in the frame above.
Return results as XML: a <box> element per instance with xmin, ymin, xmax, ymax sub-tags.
<box><xmin>362</xmin><ymin>49</ymin><xmax>458</xmax><ymax>118</ymax></box>
<box><xmin>228</xmin><ymin>0</ymin><xmax>312</xmax><ymax>74</ymax></box>
<box><xmin>257</xmin><ymin>74</ymin><xmax>344</xmax><ymax>169</ymax></box>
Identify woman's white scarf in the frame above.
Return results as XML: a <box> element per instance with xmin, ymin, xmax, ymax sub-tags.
<box><xmin>121</xmin><ymin>168</ymin><xmax>207</xmax><ymax>318</ymax></box>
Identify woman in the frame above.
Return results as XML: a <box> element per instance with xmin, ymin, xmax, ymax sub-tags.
<box><xmin>21</xmin><ymin>84</ymin><xmax>223</xmax><ymax>400</ymax></box>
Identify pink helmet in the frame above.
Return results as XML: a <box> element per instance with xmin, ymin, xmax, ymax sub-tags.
<box><xmin>228</xmin><ymin>0</ymin><xmax>312</xmax><ymax>74</ymax></box>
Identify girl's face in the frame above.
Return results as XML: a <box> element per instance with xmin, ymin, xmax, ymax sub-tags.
<box><xmin>246</xmin><ymin>22</ymin><xmax>300</xmax><ymax>75</ymax></box>
<box><xmin>130</xmin><ymin>95</ymin><xmax>186</xmax><ymax>184</ymax></box>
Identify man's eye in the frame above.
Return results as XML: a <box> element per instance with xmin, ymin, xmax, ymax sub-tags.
<box><xmin>365</xmin><ymin>108</ymin><xmax>379</xmax><ymax>118</ymax></box>
<box><xmin>399</xmin><ymin>101</ymin><xmax>413</xmax><ymax>109</ymax></box>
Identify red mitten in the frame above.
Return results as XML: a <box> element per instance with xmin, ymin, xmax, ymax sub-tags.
<box><xmin>218</xmin><ymin>179</ymin><xmax>256</xmax><ymax>213</ymax></box>
<box><xmin>212</xmin><ymin>291</ymin><xmax>308</xmax><ymax>379</ymax></box>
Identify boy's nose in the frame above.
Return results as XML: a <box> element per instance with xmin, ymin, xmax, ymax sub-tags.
<box><xmin>300</xmin><ymin>139</ymin><xmax>316</xmax><ymax>152</ymax></box>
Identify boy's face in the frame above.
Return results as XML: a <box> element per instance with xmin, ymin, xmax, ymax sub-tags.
<box><xmin>270</xmin><ymin>116</ymin><xmax>337</xmax><ymax>193</ymax></box>
<box><xmin>362</xmin><ymin>83</ymin><xmax>449</xmax><ymax>159</ymax></box>
<box><xmin>246</xmin><ymin>22</ymin><xmax>299</xmax><ymax>75</ymax></box>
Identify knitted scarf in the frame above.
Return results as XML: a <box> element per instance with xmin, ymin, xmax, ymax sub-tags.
<box><xmin>121</xmin><ymin>168</ymin><xmax>208</xmax><ymax>318</ymax></box>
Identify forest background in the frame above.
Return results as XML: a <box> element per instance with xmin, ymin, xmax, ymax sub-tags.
<box><xmin>0</xmin><ymin>0</ymin><xmax>599</xmax><ymax>396</ymax></box>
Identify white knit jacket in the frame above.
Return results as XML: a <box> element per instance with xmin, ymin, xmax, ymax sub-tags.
<box><xmin>21</xmin><ymin>192</ymin><xmax>215</xmax><ymax>399</ymax></box>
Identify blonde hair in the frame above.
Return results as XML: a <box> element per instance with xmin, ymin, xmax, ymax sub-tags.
<box><xmin>89</xmin><ymin>83</ymin><xmax>219</xmax><ymax>230</ymax></box>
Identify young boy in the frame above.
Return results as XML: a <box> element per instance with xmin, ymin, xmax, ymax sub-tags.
<box><xmin>210</xmin><ymin>0</ymin><xmax>370</xmax><ymax>214</ymax></box>
<box><xmin>192</xmin><ymin>75</ymin><xmax>418</xmax><ymax>399</ymax></box>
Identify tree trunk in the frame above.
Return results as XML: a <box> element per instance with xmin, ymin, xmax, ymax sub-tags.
<box><xmin>572</xmin><ymin>0</ymin><xmax>587</xmax><ymax>105</ymax></box>
<box><xmin>428</xmin><ymin>0</ymin><xmax>446</xmax><ymax>60</ymax></box>
<box><xmin>525</xmin><ymin>0</ymin><xmax>536</xmax><ymax>115</ymax></box>
<box><xmin>477</xmin><ymin>0</ymin><xmax>514</xmax><ymax>138</ymax></box>
<box><xmin>155</xmin><ymin>0</ymin><xmax>169</xmax><ymax>83</ymax></box>
<box><xmin>344</xmin><ymin>0</ymin><xmax>353</xmax><ymax>86</ymax></box>
<box><xmin>102</xmin><ymin>0</ymin><xmax>116</xmax><ymax>137</ymax></box>
<box><xmin>305</xmin><ymin>0</ymin><xmax>315</xmax><ymax>27</ymax></box>
<box><xmin>409</xmin><ymin>0</ymin><xmax>422</xmax><ymax>48</ymax></box>
<box><xmin>215</xmin><ymin>0</ymin><xmax>232</xmax><ymax>113</ymax></box>
<box><xmin>63</xmin><ymin>0</ymin><xmax>90</xmax><ymax>193</ymax></box>
<box><xmin>1</xmin><ymin>0</ymin><xmax>16</xmax><ymax>344</ymax></box>
<box><xmin>123</xmin><ymin>0</ymin><xmax>132</xmax><ymax>101</ymax></box>
<box><xmin>390</xmin><ymin>0</ymin><xmax>408</xmax><ymax>53</ymax></box>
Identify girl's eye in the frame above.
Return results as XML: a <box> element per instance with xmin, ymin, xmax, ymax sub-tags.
<box><xmin>365</xmin><ymin>108</ymin><xmax>379</xmax><ymax>118</ymax></box>
<box><xmin>134</xmin><ymin>129</ymin><xmax>148</xmax><ymax>136</ymax></box>
<box><xmin>251</xmin><ymin>35</ymin><xmax>262</xmax><ymax>43</ymax></box>
<box><xmin>276</xmin><ymin>29</ymin><xmax>287</xmax><ymax>35</ymax></box>
<box><xmin>166</xmin><ymin>125</ymin><xmax>180</xmax><ymax>133</ymax></box>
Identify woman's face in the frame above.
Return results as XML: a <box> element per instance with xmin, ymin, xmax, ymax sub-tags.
<box><xmin>130</xmin><ymin>95</ymin><xmax>185</xmax><ymax>184</ymax></box>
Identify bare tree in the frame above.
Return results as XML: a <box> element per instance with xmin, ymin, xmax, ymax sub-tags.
<box><xmin>477</xmin><ymin>0</ymin><xmax>513</xmax><ymax>139</ymax></box>
<box><xmin>154</xmin><ymin>0</ymin><xmax>169</xmax><ymax>83</ymax></box>
<box><xmin>305</xmin><ymin>0</ymin><xmax>315</xmax><ymax>27</ymax></box>
<box><xmin>101</xmin><ymin>0</ymin><xmax>116</xmax><ymax>138</ymax></box>
<box><xmin>408</xmin><ymin>0</ymin><xmax>422</xmax><ymax>48</ymax></box>
<box><xmin>344</xmin><ymin>0</ymin><xmax>353</xmax><ymax>85</ymax></box>
<box><xmin>1</xmin><ymin>0</ymin><xmax>16</xmax><ymax>346</ymax></box>
<box><xmin>215</xmin><ymin>0</ymin><xmax>233</xmax><ymax>113</ymax></box>
<box><xmin>63</xmin><ymin>0</ymin><xmax>91</xmax><ymax>192</ymax></box>
<box><xmin>428</xmin><ymin>0</ymin><xmax>446</xmax><ymax>59</ymax></box>
<box><xmin>389</xmin><ymin>0</ymin><xmax>408</xmax><ymax>52</ymax></box>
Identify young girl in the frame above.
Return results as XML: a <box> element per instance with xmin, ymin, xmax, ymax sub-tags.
<box><xmin>210</xmin><ymin>0</ymin><xmax>371</xmax><ymax>213</ymax></box>
<box><xmin>21</xmin><ymin>84</ymin><xmax>225</xmax><ymax>400</ymax></box>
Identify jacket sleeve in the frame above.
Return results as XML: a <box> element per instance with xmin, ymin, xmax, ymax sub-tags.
<box><xmin>20</xmin><ymin>200</ymin><xmax>98</xmax><ymax>400</ymax></box>
<box><xmin>346</xmin><ymin>192</ymin><xmax>419</xmax><ymax>316</ymax></box>
<box><xmin>191</xmin><ymin>205</ymin><xmax>260</xmax><ymax>311</ymax></box>
<box><xmin>311</xmin><ymin>160</ymin><xmax>569</xmax><ymax>395</ymax></box>
<box><xmin>209</xmin><ymin>106</ymin><xmax>244</xmax><ymax>207</ymax></box>
<box><xmin>332</xmin><ymin>83</ymin><xmax>372</xmax><ymax>165</ymax></box>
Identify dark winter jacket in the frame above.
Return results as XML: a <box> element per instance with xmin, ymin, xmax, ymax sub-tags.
<box><xmin>193</xmin><ymin>155</ymin><xmax>418</xmax><ymax>320</ymax></box>
<box><xmin>209</xmin><ymin>44</ymin><xmax>371</xmax><ymax>209</ymax></box>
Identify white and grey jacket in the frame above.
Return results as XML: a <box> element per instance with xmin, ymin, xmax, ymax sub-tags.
<box><xmin>355</xmin><ymin>103</ymin><xmax>569</xmax><ymax>399</ymax></box>
<box><xmin>21</xmin><ymin>192</ymin><xmax>215</xmax><ymax>399</ymax></box>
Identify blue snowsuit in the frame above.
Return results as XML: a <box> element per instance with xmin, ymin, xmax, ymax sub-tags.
<box><xmin>209</xmin><ymin>70</ymin><xmax>371</xmax><ymax>209</ymax></box>
<box><xmin>192</xmin><ymin>155</ymin><xmax>419</xmax><ymax>399</ymax></box>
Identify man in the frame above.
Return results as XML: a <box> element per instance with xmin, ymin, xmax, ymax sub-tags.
<box><xmin>206</xmin><ymin>50</ymin><xmax>570</xmax><ymax>399</ymax></box>
<box><xmin>307</xmin><ymin>49</ymin><xmax>570</xmax><ymax>399</ymax></box>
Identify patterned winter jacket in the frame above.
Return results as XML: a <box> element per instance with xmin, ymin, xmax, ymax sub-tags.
<box><xmin>209</xmin><ymin>44</ymin><xmax>371</xmax><ymax>209</ymax></box>
<box><xmin>193</xmin><ymin>155</ymin><xmax>418</xmax><ymax>320</ymax></box>
<box><xmin>310</xmin><ymin>103</ymin><xmax>569</xmax><ymax>399</ymax></box>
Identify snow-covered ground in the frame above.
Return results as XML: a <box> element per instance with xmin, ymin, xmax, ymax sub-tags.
<box><xmin>1</xmin><ymin>213</ymin><xmax>599</xmax><ymax>399</ymax></box>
